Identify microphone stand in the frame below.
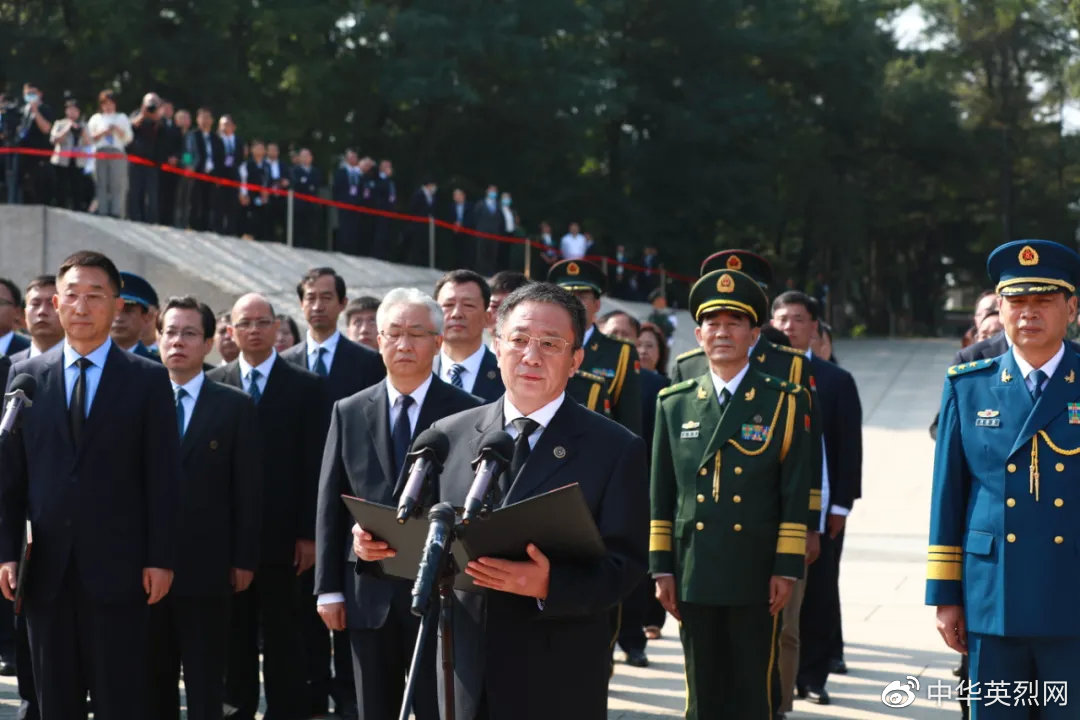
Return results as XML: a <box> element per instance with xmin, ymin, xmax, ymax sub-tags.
<box><xmin>398</xmin><ymin>483</ymin><xmax>501</xmax><ymax>720</ymax></box>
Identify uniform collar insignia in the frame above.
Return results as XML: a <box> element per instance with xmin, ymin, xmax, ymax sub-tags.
<box><xmin>1067</xmin><ymin>370</ymin><xmax>1075</xmax><ymax>384</ymax></box>
<box><xmin>696</xmin><ymin>385</ymin><xmax>708</xmax><ymax>400</ymax></box>
<box><xmin>744</xmin><ymin>387</ymin><xmax>755</xmax><ymax>402</ymax></box>
<box><xmin>590</xmin><ymin>343</ymin><xmax>599</xmax><ymax>352</ymax></box>
<box><xmin>1001</xmin><ymin>368</ymin><xmax>1013</xmax><ymax>383</ymax></box>
<box><xmin>976</xmin><ymin>409</ymin><xmax>999</xmax><ymax>418</ymax></box>
<box><xmin>756</xmin><ymin>353</ymin><xmax>766</xmax><ymax>363</ymax></box>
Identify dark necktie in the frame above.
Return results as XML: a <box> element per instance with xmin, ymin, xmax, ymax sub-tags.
<box><xmin>718</xmin><ymin>387</ymin><xmax>731</xmax><ymax>407</ymax></box>
<box><xmin>247</xmin><ymin>368</ymin><xmax>262</xmax><ymax>404</ymax></box>
<box><xmin>313</xmin><ymin>347</ymin><xmax>329</xmax><ymax>377</ymax></box>
<box><xmin>1030</xmin><ymin>369</ymin><xmax>1048</xmax><ymax>401</ymax></box>
<box><xmin>504</xmin><ymin>418</ymin><xmax>540</xmax><ymax>495</ymax></box>
<box><xmin>69</xmin><ymin>357</ymin><xmax>91</xmax><ymax>446</ymax></box>
<box><xmin>392</xmin><ymin>395</ymin><xmax>415</xmax><ymax>476</ymax></box>
<box><xmin>175</xmin><ymin>387</ymin><xmax>188</xmax><ymax>437</ymax></box>
<box><xmin>449</xmin><ymin>363</ymin><xmax>465</xmax><ymax>389</ymax></box>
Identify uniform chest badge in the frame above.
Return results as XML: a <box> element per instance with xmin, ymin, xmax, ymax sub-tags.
<box><xmin>1069</xmin><ymin>403</ymin><xmax>1080</xmax><ymax>424</ymax></box>
<box><xmin>975</xmin><ymin>409</ymin><xmax>1001</xmax><ymax>428</ymax></box>
<box><xmin>590</xmin><ymin>367</ymin><xmax>615</xmax><ymax>379</ymax></box>
<box><xmin>740</xmin><ymin>424</ymin><xmax>769</xmax><ymax>442</ymax></box>
<box><xmin>680</xmin><ymin>420</ymin><xmax>701</xmax><ymax>439</ymax></box>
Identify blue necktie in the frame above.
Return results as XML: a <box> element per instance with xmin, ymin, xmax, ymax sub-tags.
<box><xmin>392</xmin><ymin>395</ymin><xmax>415</xmax><ymax>476</ymax></box>
<box><xmin>175</xmin><ymin>387</ymin><xmax>188</xmax><ymax>437</ymax></box>
<box><xmin>247</xmin><ymin>368</ymin><xmax>262</xmax><ymax>404</ymax></box>
<box><xmin>449</xmin><ymin>363</ymin><xmax>465</xmax><ymax>389</ymax></box>
<box><xmin>1030</xmin><ymin>369</ymin><xmax>1048</xmax><ymax>401</ymax></box>
<box><xmin>314</xmin><ymin>347</ymin><xmax>329</xmax><ymax>377</ymax></box>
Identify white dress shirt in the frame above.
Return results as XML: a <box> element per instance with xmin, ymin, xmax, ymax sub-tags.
<box><xmin>709</xmin><ymin>364</ymin><xmax>751</xmax><ymax>402</ymax></box>
<box><xmin>503</xmin><ymin>392</ymin><xmax>565</xmax><ymax>449</ymax></box>
<box><xmin>306</xmin><ymin>330</ymin><xmax>341</xmax><ymax>375</ymax></box>
<box><xmin>1012</xmin><ymin>342</ymin><xmax>1064</xmax><ymax>396</ymax></box>
<box><xmin>63</xmin><ymin>337</ymin><xmax>113</xmax><ymax>414</ymax></box>
<box><xmin>238</xmin><ymin>350</ymin><xmax>277</xmax><ymax>397</ymax></box>
<box><xmin>171</xmin><ymin>372</ymin><xmax>205</xmax><ymax>436</ymax></box>
<box><xmin>805</xmin><ymin>349</ymin><xmax>840</xmax><ymax>528</ymax></box>
<box><xmin>438</xmin><ymin>344</ymin><xmax>486</xmax><ymax>394</ymax></box>
<box><xmin>560</xmin><ymin>233</ymin><xmax>589</xmax><ymax>260</ymax></box>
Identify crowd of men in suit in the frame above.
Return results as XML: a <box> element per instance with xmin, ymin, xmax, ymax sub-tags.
<box><xmin>0</xmin><ymin>241</ymin><xmax>860</xmax><ymax>720</ymax></box>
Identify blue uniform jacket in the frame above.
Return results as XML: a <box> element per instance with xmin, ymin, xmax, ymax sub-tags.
<box><xmin>927</xmin><ymin>345</ymin><xmax>1080</xmax><ymax>637</ymax></box>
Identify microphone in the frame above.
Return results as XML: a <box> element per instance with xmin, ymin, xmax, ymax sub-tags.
<box><xmin>396</xmin><ymin>428</ymin><xmax>450</xmax><ymax>523</ymax></box>
<box><xmin>461</xmin><ymin>431</ymin><xmax>514</xmax><ymax>524</ymax></box>
<box><xmin>0</xmin><ymin>374</ymin><xmax>35</xmax><ymax>440</ymax></box>
<box><xmin>411</xmin><ymin>502</ymin><xmax>457</xmax><ymax>617</ymax></box>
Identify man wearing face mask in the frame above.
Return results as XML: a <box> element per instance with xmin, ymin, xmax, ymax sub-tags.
<box><xmin>12</xmin><ymin>83</ymin><xmax>54</xmax><ymax>205</ymax></box>
<box><xmin>127</xmin><ymin>92</ymin><xmax>167</xmax><ymax>223</ymax></box>
<box><xmin>472</xmin><ymin>184</ymin><xmax>506</xmax><ymax>275</ymax></box>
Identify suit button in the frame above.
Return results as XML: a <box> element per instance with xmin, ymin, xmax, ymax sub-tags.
<box><xmin>734</xmin><ymin>467</ymin><xmax>743</xmax><ymax>475</ymax></box>
<box><xmin>696</xmin><ymin>494</ymin><xmax>705</xmax><ymax>503</ymax></box>
<box><xmin>733</xmin><ymin>523</ymin><xmax>743</xmax><ymax>532</ymax></box>
<box><xmin>1056</xmin><ymin>463</ymin><xmax>1065</xmax><ymax>472</ymax></box>
<box><xmin>699</xmin><ymin>468</ymin><xmax>707</xmax><ymax>477</ymax></box>
<box><xmin>1055</xmin><ymin>498</ymin><xmax>1065</xmax><ymax>508</ymax></box>
<box><xmin>1007</xmin><ymin>464</ymin><xmax>1017</xmax><ymax>473</ymax></box>
<box><xmin>1055</xmin><ymin>536</ymin><xmax>1065</xmax><ymax>544</ymax></box>
<box><xmin>1007</xmin><ymin>533</ymin><xmax>1016</xmax><ymax>543</ymax></box>
<box><xmin>695</xmin><ymin>521</ymin><xmax>704</xmax><ymax>531</ymax></box>
<box><xmin>733</xmin><ymin>495</ymin><xmax>742</xmax><ymax>504</ymax></box>
<box><xmin>1006</xmin><ymin>498</ymin><xmax>1016</xmax><ymax>507</ymax></box>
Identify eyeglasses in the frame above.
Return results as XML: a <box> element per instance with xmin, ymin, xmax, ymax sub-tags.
<box><xmin>233</xmin><ymin>319</ymin><xmax>274</xmax><ymax>332</ymax></box>
<box><xmin>498</xmin><ymin>332</ymin><xmax>571</xmax><ymax>356</ymax></box>
<box><xmin>161</xmin><ymin>328</ymin><xmax>204</xmax><ymax>342</ymax></box>
<box><xmin>59</xmin><ymin>291</ymin><xmax>115</xmax><ymax>307</ymax></box>
<box><xmin>379</xmin><ymin>329</ymin><xmax>438</xmax><ymax>344</ymax></box>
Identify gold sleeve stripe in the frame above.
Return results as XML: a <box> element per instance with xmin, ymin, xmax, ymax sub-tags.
<box><xmin>779</xmin><ymin>522</ymin><xmax>807</xmax><ymax>531</ymax></box>
<box><xmin>779</xmin><ymin>530</ymin><xmax>807</xmax><ymax>537</ymax></box>
<box><xmin>776</xmin><ymin>536</ymin><xmax>806</xmax><ymax>555</ymax></box>
<box><xmin>927</xmin><ymin>561</ymin><xmax>962</xmax><ymax>581</ymax></box>
<box><xmin>928</xmin><ymin>545</ymin><xmax>963</xmax><ymax>554</ymax></box>
<box><xmin>780</xmin><ymin>394</ymin><xmax>796</xmax><ymax>461</ymax></box>
<box><xmin>809</xmin><ymin>495</ymin><xmax>822</xmax><ymax>511</ymax></box>
<box><xmin>809</xmin><ymin>489</ymin><xmax>822</xmax><ymax>496</ymax></box>
<box><xmin>650</xmin><ymin>535</ymin><xmax>672</xmax><ymax>552</ymax></box>
<box><xmin>650</xmin><ymin>520</ymin><xmax>673</xmax><ymax>527</ymax></box>
<box><xmin>610</xmin><ymin>343</ymin><xmax>630</xmax><ymax>404</ymax></box>
<box><xmin>586</xmin><ymin>381</ymin><xmax>601</xmax><ymax>411</ymax></box>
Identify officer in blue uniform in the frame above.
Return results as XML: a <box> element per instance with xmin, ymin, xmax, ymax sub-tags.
<box><xmin>928</xmin><ymin>238</ymin><xmax>1080</xmax><ymax>719</ymax></box>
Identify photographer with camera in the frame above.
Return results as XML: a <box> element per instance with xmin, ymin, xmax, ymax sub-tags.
<box><xmin>49</xmin><ymin>97</ymin><xmax>92</xmax><ymax>211</ymax></box>
<box><xmin>10</xmin><ymin>83</ymin><xmax>54</xmax><ymax>205</ymax></box>
<box><xmin>127</xmin><ymin>91</ymin><xmax>166</xmax><ymax>223</ymax></box>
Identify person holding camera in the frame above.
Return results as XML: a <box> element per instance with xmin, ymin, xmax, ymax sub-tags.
<box><xmin>11</xmin><ymin>83</ymin><xmax>54</xmax><ymax>205</ymax></box>
<box><xmin>49</xmin><ymin>98</ymin><xmax>91</xmax><ymax>211</ymax></box>
<box><xmin>127</xmin><ymin>92</ymin><xmax>166</xmax><ymax>223</ymax></box>
<box><xmin>87</xmin><ymin>89</ymin><xmax>133</xmax><ymax>218</ymax></box>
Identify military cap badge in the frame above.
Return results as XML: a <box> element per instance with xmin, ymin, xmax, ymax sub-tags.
<box><xmin>1019</xmin><ymin>245</ymin><xmax>1039</xmax><ymax>266</ymax></box>
<box><xmin>717</xmin><ymin>273</ymin><xmax>735</xmax><ymax>293</ymax></box>
<box><xmin>567</xmin><ymin>262</ymin><xmax>581</xmax><ymax>276</ymax></box>
<box><xmin>726</xmin><ymin>255</ymin><xmax>742</xmax><ymax>270</ymax></box>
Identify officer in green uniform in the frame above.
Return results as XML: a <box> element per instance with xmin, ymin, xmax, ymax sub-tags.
<box><xmin>651</xmin><ymin>268</ymin><xmax>813</xmax><ymax>720</ymax></box>
<box><xmin>567</xmin><ymin>369</ymin><xmax>612</xmax><ymax>417</ymax></box>
<box><xmin>548</xmin><ymin>259</ymin><xmax>642</xmax><ymax>436</ymax></box>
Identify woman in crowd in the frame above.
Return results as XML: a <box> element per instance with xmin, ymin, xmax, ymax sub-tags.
<box><xmin>637</xmin><ymin>321</ymin><xmax>669</xmax><ymax>377</ymax></box>
<box><xmin>275</xmin><ymin>314</ymin><xmax>301</xmax><ymax>352</ymax></box>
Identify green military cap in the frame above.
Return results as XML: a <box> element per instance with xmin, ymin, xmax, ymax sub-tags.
<box><xmin>699</xmin><ymin>249</ymin><xmax>773</xmax><ymax>288</ymax></box>
<box><xmin>547</xmin><ymin>258</ymin><xmax>607</xmax><ymax>295</ymax></box>
<box><xmin>689</xmin><ymin>269</ymin><xmax>769</xmax><ymax>327</ymax></box>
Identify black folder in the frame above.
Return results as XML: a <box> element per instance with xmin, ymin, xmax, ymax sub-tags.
<box><xmin>14</xmin><ymin>520</ymin><xmax>31</xmax><ymax>616</ymax></box>
<box><xmin>342</xmin><ymin>484</ymin><xmax>605</xmax><ymax>593</ymax></box>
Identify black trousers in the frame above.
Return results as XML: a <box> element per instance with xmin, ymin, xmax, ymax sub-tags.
<box><xmin>616</xmin><ymin>576</ymin><xmax>650</xmax><ymax>653</ymax></box>
<box><xmin>127</xmin><ymin>163</ymin><xmax>159</xmax><ymax>223</ymax></box>
<box><xmin>190</xmin><ymin>179</ymin><xmax>216</xmax><ymax>231</ymax></box>
<box><xmin>147</xmin><ymin>593</ymin><xmax>229</xmax><ymax>720</ymax></box>
<box><xmin>15</xmin><ymin>612</ymin><xmax>37</xmax><ymax>720</ymax></box>
<box><xmin>350</xmin><ymin>583</ymin><xmax>439</xmax><ymax>720</ymax></box>
<box><xmin>679</xmin><ymin>601</ymin><xmax>781</xmax><ymax>720</ymax></box>
<box><xmin>215</xmin><ymin>185</ymin><xmax>241</xmax><ymax>236</ymax></box>
<box><xmin>830</xmin><ymin>527</ymin><xmax>846</xmax><ymax>661</ymax></box>
<box><xmin>798</xmin><ymin>531</ymin><xmax>841</xmax><ymax>688</ymax></box>
<box><xmin>336</xmin><ymin>212</ymin><xmax>362</xmax><ymax>255</ymax></box>
<box><xmin>298</xmin><ymin>571</ymin><xmax>357</xmax><ymax>717</ymax></box>
<box><xmin>53</xmin><ymin>164</ymin><xmax>87</xmax><ymax>211</ymax></box>
<box><xmin>294</xmin><ymin>204</ymin><xmax>321</xmax><ymax>249</ymax></box>
<box><xmin>158</xmin><ymin>167</ymin><xmax>178</xmax><ymax>226</ymax></box>
<box><xmin>26</xmin><ymin>562</ymin><xmax>149</xmax><ymax>720</ymax></box>
<box><xmin>225</xmin><ymin>565</ymin><xmax>307</xmax><ymax>720</ymax></box>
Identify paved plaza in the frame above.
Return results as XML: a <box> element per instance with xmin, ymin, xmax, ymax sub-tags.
<box><xmin>0</xmin><ymin>338</ymin><xmax>965</xmax><ymax>719</ymax></box>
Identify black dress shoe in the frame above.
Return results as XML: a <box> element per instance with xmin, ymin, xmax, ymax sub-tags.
<box><xmin>795</xmin><ymin>684</ymin><xmax>807</xmax><ymax>699</ymax></box>
<box><xmin>804</xmin><ymin>686</ymin><xmax>831</xmax><ymax>705</ymax></box>
<box><xmin>829</xmin><ymin>657</ymin><xmax>848</xmax><ymax>675</ymax></box>
<box><xmin>624</xmin><ymin>649</ymin><xmax>649</xmax><ymax>668</ymax></box>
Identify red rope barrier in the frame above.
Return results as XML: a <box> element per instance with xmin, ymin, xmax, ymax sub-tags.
<box><xmin>0</xmin><ymin>147</ymin><xmax>694</xmax><ymax>284</ymax></box>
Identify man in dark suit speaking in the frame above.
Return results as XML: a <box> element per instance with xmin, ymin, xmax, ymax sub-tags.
<box><xmin>0</xmin><ymin>250</ymin><xmax>181</xmax><ymax>719</ymax></box>
<box><xmin>353</xmin><ymin>282</ymin><xmax>648</xmax><ymax>720</ymax></box>
<box><xmin>316</xmin><ymin>287</ymin><xmax>481</xmax><ymax>720</ymax></box>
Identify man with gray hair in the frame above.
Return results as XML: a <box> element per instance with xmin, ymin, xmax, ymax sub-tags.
<box><xmin>353</xmin><ymin>282</ymin><xmax>647</xmax><ymax>720</ymax></box>
<box><xmin>316</xmin><ymin>287</ymin><xmax>480</xmax><ymax>720</ymax></box>
<box><xmin>208</xmin><ymin>293</ymin><xmax>326</xmax><ymax>720</ymax></box>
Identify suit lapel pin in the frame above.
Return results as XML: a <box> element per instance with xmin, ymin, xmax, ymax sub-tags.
<box><xmin>486</xmin><ymin>370</ymin><xmax>497</xmax><ymax>380</ymax></box>
<box><xmin>209</xmin><ymin>440</ymin><xmax>218</xmax><ymax>450</ymax></box>
<box><xmin>744</xmin><ymin>387</ymin><xmax>755</xmax><ymax>402</ymax></box>
<box><xmin>1001</xmin><ymin>369</ymin><xmax>1013</xmax><ymax>383</ymax></box>
<box><xmin>553</xmin><ymin>446</ymin><xmax>567</xmax><ymax>459</ymax></box>
<box><xmin>1067</xmin><ymin>370</ymin><xmax>1075</xmax><ymax>384</ymax></box>
<box><xmin>753</xmin><ymin>414</ymin><xmax>763</xmax><ymax>423</ymax></box>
